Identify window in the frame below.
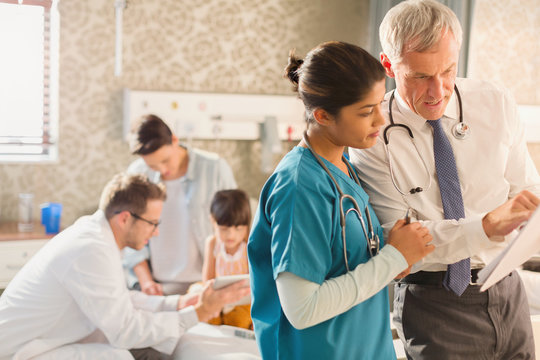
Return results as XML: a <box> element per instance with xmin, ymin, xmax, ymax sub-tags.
<box><xmin>0</xmin><ymin>0</ymin><xmax>58</xmax><ymax>162</ymax></box>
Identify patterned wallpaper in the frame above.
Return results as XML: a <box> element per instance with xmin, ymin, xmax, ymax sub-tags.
<box><xmin>1</xmin><ymin>0</ymin><xmax>538</xmax><ymax>227</ymax></box>
<box><xmin>468</xmin><ymin>0</ymin><xmax>540</xmax><ymax>168</ymax></box>
<box><xmin>0</xmin><ymin>0</ymin><xmax>369</xmax><ymax>226</ymax></box>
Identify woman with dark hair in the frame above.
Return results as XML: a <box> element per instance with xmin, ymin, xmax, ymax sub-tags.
<box><xmin>248</xmin><ymin>41</ymin><xmax>434</xmax><ymax>359</ymax></box>
<box><xmin>123</xmin><ymin>114</ymin><xmax>237</xmax><ymax>297</ymax></box>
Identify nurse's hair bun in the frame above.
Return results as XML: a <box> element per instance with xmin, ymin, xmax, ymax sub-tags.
<box><xmin>284</xmin><ymin>49</ymin><xmax>303</xmax><ymax>92</ymax></box>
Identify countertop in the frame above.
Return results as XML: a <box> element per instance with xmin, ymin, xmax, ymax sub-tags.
<box><xmin>0</xmin><ymin>222</ymin><xmax>56</xmax><ymax>241</ymax></box>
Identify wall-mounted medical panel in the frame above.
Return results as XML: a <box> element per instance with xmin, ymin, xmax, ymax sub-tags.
<box><xmin>123</xmin><ymin>89</ymin><xmax>307</xmax><ymax>141</ymax></box>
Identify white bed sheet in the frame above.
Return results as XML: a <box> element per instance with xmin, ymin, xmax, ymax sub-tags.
<box><xmin>172</xmin><ymin>323</ymin><xmax>261</xmax><ymax>360</ymax></box>
<box><xmin>173</xmin><ymin>322</ymin><xmax>406</xmax><ymax>359</ymax></box>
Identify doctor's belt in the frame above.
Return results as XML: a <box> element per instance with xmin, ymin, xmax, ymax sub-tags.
<box><xmin>399</xmin><ymin>269</ymin><xmax>488</xmax><ymax>287</ymax></box>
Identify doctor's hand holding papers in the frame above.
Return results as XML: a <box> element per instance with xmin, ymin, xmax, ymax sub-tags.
<box><xmin>0</xmin><ymin>173</ymin><xmax>249</xmax><ymax>360</ymax></box>
<box><xmin>481</xmin><ymin>189</ymin><xmax>540</xmax><ymax>240</ymax></box>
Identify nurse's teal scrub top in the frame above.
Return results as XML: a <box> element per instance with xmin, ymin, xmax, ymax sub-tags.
<box><xmin>248</xmin><ymin>147</ymin><xmax>396</xmax><ymax>360</ymax></box>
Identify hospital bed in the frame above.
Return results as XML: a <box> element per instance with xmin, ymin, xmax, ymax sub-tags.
<box><xmin>172</xmin><ymin>320</ymin><xmax>407</xmax><ymax>359</ymax></box>
<box><xmin>172</xmin><ymin>323</ymin><xmax>260</xmax><ymax>360</ymax></box>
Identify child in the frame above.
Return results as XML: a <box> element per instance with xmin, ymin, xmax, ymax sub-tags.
<box><xmin>203</xmin><ymin>189</ymin><xmax>252</xmax><ymax>329</ymax></box>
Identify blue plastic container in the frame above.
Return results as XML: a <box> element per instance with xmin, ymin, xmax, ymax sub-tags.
<box><xmin>40</xmin><ymin>202</ymin><xmax>63</xmax><ymax>234</ymax></box>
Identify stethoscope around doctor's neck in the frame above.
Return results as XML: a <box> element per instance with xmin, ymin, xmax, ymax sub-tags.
<box><xmin>383</xmin><ymin>84</ymin><xmax>471</xmax><ymax>196</ymax></box>
<box><xmin>302</xmin><ymin>132</ymin><xmax>380</xmax><ymax>272</ymax></box>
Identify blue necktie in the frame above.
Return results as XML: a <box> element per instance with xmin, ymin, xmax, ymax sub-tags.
<box><xmin>428</xmin><ymin>119</ymin><xmax>470</xmax><ymax>296</ymax></box>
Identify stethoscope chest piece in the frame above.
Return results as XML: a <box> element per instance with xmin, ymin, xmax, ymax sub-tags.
<box><xmin>385</xmin><ymin>85</ymin><xmax>468</xmax><ymax>195</ymax></box>
<box><xmin>452</xmin><ymin>121</ymin><xmax>471</xmax><ymax>140</ymax></box>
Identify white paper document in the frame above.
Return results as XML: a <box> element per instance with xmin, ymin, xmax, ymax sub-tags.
<box><xmin>477</xmin><ymin>207</ymin><xmax>540</xmax><ymax>291</ymax></box>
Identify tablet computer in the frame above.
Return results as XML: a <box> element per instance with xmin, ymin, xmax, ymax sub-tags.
<box><xmin>213</xmin><ymin>274</ymin><xmax>250</xmax><ymax>289</ymax></box>
<box><xmin>212</xmin><ymin>274</ymin><xmax>251</xmax><ymax>308</ymax></box>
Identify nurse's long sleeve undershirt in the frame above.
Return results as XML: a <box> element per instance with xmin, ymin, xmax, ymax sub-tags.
<box><xmin>276</xmin><ymin>244</ymin><xmax>407</xmax><ymax>330</ymax></box>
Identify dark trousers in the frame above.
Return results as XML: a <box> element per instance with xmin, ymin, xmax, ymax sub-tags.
<box><xmin>393</xmin><ymin>270</ymin><xmax>535</xmax><ymax>360</ymax></box>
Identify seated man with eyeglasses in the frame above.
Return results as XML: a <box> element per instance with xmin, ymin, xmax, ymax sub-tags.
<box><xmin>0</xmin><ymin>173</ymin><xmax>249</xmax><ymax>360</ymax></box>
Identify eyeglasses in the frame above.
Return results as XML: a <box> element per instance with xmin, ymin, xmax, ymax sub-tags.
<box><xmin>129</xmin><ymin>212</ymin><xmax>160</xmax><ymax>231</ymax></box>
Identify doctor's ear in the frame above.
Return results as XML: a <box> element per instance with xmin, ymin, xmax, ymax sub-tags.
<box><xmin>114</xmin><ymin>210</ymin><xmax>131</xmax><ymax>227</ymax></box>
<box><xmin>380</xmin><ymin>53</ymin><xmax>395</xmax><ymax>78</ymax></box>
<box><xmin>312</xmin><ymin>108</ymin><xmax>334</xmax><ymax>126</ymax></box>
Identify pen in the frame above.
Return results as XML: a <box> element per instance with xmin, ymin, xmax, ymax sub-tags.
<box><xmin>404</xmin><ymin>208</ymin><xmax>411</xmax><ymax>224</ymax></box>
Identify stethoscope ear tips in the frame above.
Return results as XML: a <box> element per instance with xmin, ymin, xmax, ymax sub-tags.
<box><xmin>409</xmin><ymin>187</ymin><xmax>423</xmax><ymax>194</ymax></box>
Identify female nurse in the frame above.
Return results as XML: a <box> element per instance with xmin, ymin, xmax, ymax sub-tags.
<box><xmin>248</xmin><ymin>41</ymin><xmax>435</xmax><ymax>360</ymax></box>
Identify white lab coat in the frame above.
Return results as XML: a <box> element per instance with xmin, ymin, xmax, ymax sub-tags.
<box><xmin>0</xmin><ymin>210</ymin><xmax>198</xmax><ymax>360</ymax></box>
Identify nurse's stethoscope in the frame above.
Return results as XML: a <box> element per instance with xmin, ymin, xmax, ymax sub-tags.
<box><xmin>383</xmin><ymin>85</ymin><xmax>470</xmax><ymax>196</ymax></box>
<box><xmin>302</xmin><ymin>132</ymin><xmax>380</xmax><ymax>272</ymax></box>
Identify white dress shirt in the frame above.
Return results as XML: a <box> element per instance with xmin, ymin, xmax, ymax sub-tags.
<box><xmin>0</xmin><ymin>210</ymin><xmax>198</xmax><ymax>360</ymax></box>
<box><xmin>350</xmin><ymin>77</ymin><xmax>540</xmax><ymax>272</ymax></box>
<box><xmin>124</xmin><ymin>146</ymin><xmax>237</xmax><ymax>286</ymax></box>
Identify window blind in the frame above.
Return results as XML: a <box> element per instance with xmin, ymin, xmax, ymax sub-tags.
<box><xmin>0</xmin><ymin>0</ymin><xmax>57</xmax><ymax>161</ymax></box>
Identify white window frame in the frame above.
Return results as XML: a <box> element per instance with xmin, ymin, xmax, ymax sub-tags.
<box><xmin>0</xmin><ymin>0</ymin><xmax>59</xmax><ymax>163</ymax></box>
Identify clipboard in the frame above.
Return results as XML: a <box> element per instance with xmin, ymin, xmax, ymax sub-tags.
<box><xmin>477</xmin><ymin>206</ymin><xmax>540</xmax><ymax>291</ymax></box>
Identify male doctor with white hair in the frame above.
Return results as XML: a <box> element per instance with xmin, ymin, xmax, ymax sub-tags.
<box><xmin>350</xmin><ymin>0</ymin><xmax>540</xmax><ymax>359</ymax></box>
